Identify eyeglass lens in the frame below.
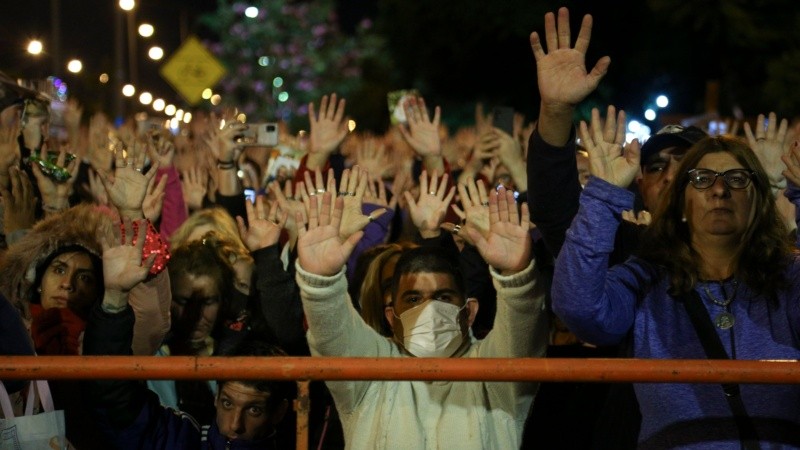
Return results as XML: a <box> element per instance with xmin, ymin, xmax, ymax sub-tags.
<box><xmin>688</xmin><ymin>169</ymin><xmax>752</xmax><ymax>189</ymax></box>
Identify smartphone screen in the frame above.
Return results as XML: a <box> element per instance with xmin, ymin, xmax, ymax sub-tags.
<box><xmin>492</xmin><ymin>106</ymin><xmax>515</xmax><ymax>136</ymax></box>
<box><xmin>244</xmin><ymin>188</ymin><xmax>256</xmax><ymax>203</ymax></box>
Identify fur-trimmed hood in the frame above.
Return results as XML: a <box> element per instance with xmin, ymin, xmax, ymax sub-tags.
<box><xmin>0</xmin><ymin>204</ymin><xmax>114</xmax><ymax>318</ymax></box>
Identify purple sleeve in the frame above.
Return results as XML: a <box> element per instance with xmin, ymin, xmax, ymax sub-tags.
<box><xmin>551</xmin><ymin>177</ymin><xmax>642</xmax><ymax>346</ymax></box>
<box><xmin>783</xmin><ymin>182</ymin><xmax>800</xmax><ymax>249</ymax></box>
<box><xmin>346</xmin><ymin>204</ymin><xmax>394</xmax><ymax>284</ymax></box>
<box><xmin>155</xmin><ymin>166</ymin><xmax>187</xmax><ymax>240</ymax></box>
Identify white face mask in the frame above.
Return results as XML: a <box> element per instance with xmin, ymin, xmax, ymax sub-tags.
<box><xmin>394</xmin><ymin>299</ymin><xmax>471</xmax><ymax>358</ymax></box>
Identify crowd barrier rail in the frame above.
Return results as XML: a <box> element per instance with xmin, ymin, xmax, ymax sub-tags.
<box><xmin>3</xmin><ymin>356</ymin><xmax>799</xmax><ymax>450</ymax></box>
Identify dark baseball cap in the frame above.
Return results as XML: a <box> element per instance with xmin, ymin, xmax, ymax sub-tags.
<box><xmin>640</xmin><ymin>125</ymin><xmax>707</xmax><ymax>166</ymax></box>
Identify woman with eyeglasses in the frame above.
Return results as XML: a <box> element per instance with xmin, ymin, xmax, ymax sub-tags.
<box><xmin>552</xmin><ymin>118</ymin><xmax>800</xmax><ymax>448</ymax></box>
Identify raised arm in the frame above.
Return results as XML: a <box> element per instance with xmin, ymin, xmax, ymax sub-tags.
<box><xmin>530</xmin><ymin>7</ymin><xmax>610</xmax><ymax>147</ymax></box>
<box><xmin>551</xmin><ymin>106</ymin><xmax>643</xmax><ymax>346</ymax></box>
<box><xmin>528</xmin><ymin>7</ymin><xmax>609</xmax><ymax>256</ymax></box>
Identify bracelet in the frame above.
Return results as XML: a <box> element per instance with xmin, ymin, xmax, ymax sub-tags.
<box><xmin>217</xmin><ymin>159</ymin><xmax>236</xmax><ymax>170</ymax></box>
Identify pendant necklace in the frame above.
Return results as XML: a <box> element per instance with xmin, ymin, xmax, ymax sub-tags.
<box><xmin>702</xmin><ymin>280</ymin><xmax>738</xmax><ymax>330</ymax></box>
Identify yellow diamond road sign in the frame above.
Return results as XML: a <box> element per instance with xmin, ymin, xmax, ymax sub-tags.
<box><xmin>160</xmin><ymin>36</ymin><xmax>227</xmax><ymax>105</ymax></box>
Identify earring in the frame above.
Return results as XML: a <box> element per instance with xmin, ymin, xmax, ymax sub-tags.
<box><xmin>681</xmin><ymin>216</ymin><xmax>687</xmax><ymax>223</ymax></box>
<box><xmin>36</xmin><ymin>287</ymin><xmax>42</xmax><ymax>293</ymax></box>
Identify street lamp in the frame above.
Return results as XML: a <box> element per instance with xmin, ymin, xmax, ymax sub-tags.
<box><xmin>27</xmin><ymin>40</ymin><xmax>44</xmax><ymax>55</ymax></box>
<box><xmin>122</xmin><ymin>84</ymin><xmax>136</xmax><ymax>97</ymax></box>
<box><xmin>148</xmin><ymin>46</ymin><xmax>164</xmax><ymax>61</ymax></box>
<box><xmin>138</xmin><ymin>23</ymin><xmax>154</xmax><ymax>38</ymax></box>
<box><xmin>66</xmin><ymin>59</ymin><xmax>82</xmax><ymax>73</ymax></box>
<box><xmin>119</xmin><ymin>0</ymin><xmax>135</xmax><ymax>11</ymax></box>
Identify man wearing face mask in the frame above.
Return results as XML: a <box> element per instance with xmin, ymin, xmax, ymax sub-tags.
<box><xmin>296</xmin><ymin>166</ymin><xmax>548</xmax><ymax>450</ymax></box>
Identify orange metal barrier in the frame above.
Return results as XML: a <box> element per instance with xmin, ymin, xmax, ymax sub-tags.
<box><xmin>3</xmin><ymin>357</ymin><xmax>799</xmax><ymax>450</ymax></box>
<box><xmin>2</xmin><ymin>356</ymin><xmax>800</xmax><ymax>384</ymax></box>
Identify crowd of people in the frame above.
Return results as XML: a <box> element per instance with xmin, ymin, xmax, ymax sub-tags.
<box><xmin>2</xmin><ymin>6</ymin><xmax>800</xmax><ymax>450</ymax></box>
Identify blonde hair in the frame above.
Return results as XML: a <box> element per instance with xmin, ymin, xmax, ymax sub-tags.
<box><xmin>170</xmin><ymin>207</ymin><xmax>246</xmax><ymax>252</ymax></box>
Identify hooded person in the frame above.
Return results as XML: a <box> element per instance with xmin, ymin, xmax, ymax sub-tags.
<box><xmin>0</xmin><ymin>203</ymin><xmax>171</xmax><ymax>449</ymax></box>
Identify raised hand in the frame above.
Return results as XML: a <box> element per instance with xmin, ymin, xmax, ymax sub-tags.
<box><xmin>85</xmin><ymin>168</ymin><xmax>109</xmax><ymax>206</ymax></box>
<box><xmin>30</xmin><ymin>145</ymin><xmax>80</xmax><ymax>214</ymax></box>
<box><xmin>87</xmin><ymin>113</ymin><xmax>114</xmax><ymax>172</ymax></box>
<box><xmin>530</xmin><ymin>7</ymin><xmax>610</xmax><ymax>110</ymax></box>
<box><xmin>745</xmin><ymin>112</ymin><xmax>789</xmax><ymax>190</ymax></box>
<box><xmin>781</xmin><ymin>140</ymin><xmax>800</xmax><ymax>187</ymax></box>
<box><xmin>270</xmin><ymin>179</ymin><xmax>307</xmax><ymax>247</ymax></box>
<box><xmin>146</xmin><ymin>133</ymin><xmax>176</xmax><ymax>168</ymax></box>
<box><xmin>398</xmin><ymin>96</ymin><xmax>442</xmax><ymax>159</ymax></box>
<box><xmin>466</xmin><ymin>187</ymin><xmax>532</xmax><ymax>275</ymax></box>
<box><xmin>99</xmin><ymin>217</ymin><xmax>156</xmax><ymax>309</ymax></box>
<box><xmin>363</xmin><ymin>173</ymin><xmax>395</xmax><ymax>211</ymax></box>
<box><xmin>308</xmin><ymin>93</ymin><xmax>348</xmax><ymax>169</ymax></box>
<box><xmin>203</xmin><ymin>119</ymin><xmax>245</xmax><ymax>164</ymax></box>
<box><xmin>98</xmin><ymin>142</ymin><xmax>160</xmax><ymax>219</ymax></box>
<box><xmin>578</xmin><ymin>106</ymin><xmax>640</xmax><ymax>188</ymax></box>
<box><xmin>237</xmin><ymin>195</ymin><xmax>287</xmax><ymax>251</ymax></box>
<box><xmin>355</xmin><ymin>137</ymin><xmax>390</xmax><ymax>179</ymax></box>
<box><xmin>0</xmin><ymin>118</ymin><xmax>21</xmax><ymax>186</ymax></box>
<box><xmin>404</xmin><ymin>169</ymin><xmax>456</xmax><ymax>238</ymax></box>
<box><xmin>337</xmin><ymin>166</ymin><xmax>386</xmax><ymax>240</ymax></box>
<box><xmin>622</xmin><ymin>210</ymin><xmax>652</xmax><ymax>226</ymax></box>
<box><xmin>142</xmin><ymin>174</ymin><xmax>168</xmax><ymax>222</ymax></box>
<box><xmin>180</xmin><ymin>166</ymin><xmax>208</xmax><ymax>212</ymax></box>
<box><xmin>0</xmin><ymin>166</ymin><xmax>36</xmax><ymax>233</ymax></box>
<box><xmin>300</xmin><ymin>167</ymin><xmax>336</xmax><ymax>212</ymax></box>
<box><xmin>442</xmin><ymin>178</ymin><xmax>491</xmax><ymax>246</ymax></box>
<box><xmin>296</xmin><ymin>193</ymin><xmax>363</xmax><ymax>277</ymax></box>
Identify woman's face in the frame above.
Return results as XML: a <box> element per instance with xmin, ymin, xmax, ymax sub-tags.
<box><xmin>684</xmin><ymin>152</ymin><xmax>755</xmax><ymax>246</ymax></box>
<box><xmin>39</xmin><ymin>251</ymin><xmax>99</xmax><ymax>312</ymax></box>
<box><xmin>171</xmin><ymin>272</ymin><xmax>222</xmax><ymax>343</ymax></box>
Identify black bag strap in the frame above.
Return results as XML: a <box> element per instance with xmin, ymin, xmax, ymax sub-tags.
<box><xmin>681</xmin><ymin>290</ymin><xmax>761</xmax><ymax>450</ymax></box>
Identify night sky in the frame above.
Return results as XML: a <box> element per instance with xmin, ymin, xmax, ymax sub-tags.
<box><xmin>3</xmin><ymin>1</ymin><xmax>787</xmax><ymax>129</ymax></box>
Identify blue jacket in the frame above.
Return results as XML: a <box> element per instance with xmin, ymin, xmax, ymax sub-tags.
<box><xmin>553</xmin><ymin>177</ymin><xmax>800</xmax><ymax>449</ymax></box>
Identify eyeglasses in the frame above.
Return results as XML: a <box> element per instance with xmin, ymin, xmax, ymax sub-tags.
<box><xmin>686</xmin><ymin>168</ymin><xmax>755</xmax><ymax>190</ymax></box>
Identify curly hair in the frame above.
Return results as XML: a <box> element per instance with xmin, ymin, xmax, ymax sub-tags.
<box><xmin>639</xmin><ymin>135</ymin><xmax>795</xmax><ymax>298</ymax></box>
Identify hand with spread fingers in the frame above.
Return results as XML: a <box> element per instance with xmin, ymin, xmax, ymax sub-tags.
<box><xmin>98</xmin><ymin>142</ymin><xmax>160</xmax><ymax>220</ymax></box>
<box><xmin>30</xmin><ymin>145</ymin><xmax>81</xmax><ymax>215</ymax></box>
<box><xmin>99</xmin><ymin>217</ymin><xmax>157</xmax><ymax>309</ymax></box>
<box><xmin>237</xmin><ymin>195</ymin><xmax>287</xmax><ymax>252</ymax></box>
<box><xmin>442</xmin><ymin>178</ymin><xmax>491</xmax><ymax>246</ymax></box>
<box><xmin>0</xmin><ymin>166</ymin><xmax>37</xmax><ymax>233</ymax></box>
<box><xmin>745</xmin><ymin>112</ymin><xmax>789</xmax><ymax>192</ymax></box>
<box><xmin>337</xmin><ymin>166</ymin><xmax>386</xmax><ymax>240</ymax></box>
<box><xmin>297</xmin><ymin>193</ymin><xmax>364</xmax><ymax>277</ymax></box>
<box><xmin>578</xmin><ymin>106</ymin><xmax>640</xmax><ymax>188</ymax></box>
<box><xmin>0</xmin><ymin>118</ymin><xmax>21</xmax><ymax>188</ymax></box>
<box><xmin>142</xmin><ymin>174</ymin><xmax>168</xmax><ymax>222</ymax></box>
<box><xmin>308</xmin><ymin>93</ymin><xmax>349</xmax><ymax>169</ymax></box>
<box><xmin>270</xmin><ymin>179</ymin><xmax>307</xmax><ymax>248</ymax></box>
<box><xmin>355</xmin><ymin>137</ymin><xmax>390</xmax><ymax>179</ymax></box>
<box><xmin>404</xmin><ymin>169</ymin><xmax>456</xmax><ymax>239</ymax></box>
<box><xmin>300</xmin><ymin>167</ymin><xmax>336</xmax><ymax>213</ymax></box>
<box><xmin>362</xmin><ymin>173</ymin><xmax>396</xmax><ymax>211</ymax></box>
<box><xmin>531</xmin><ymin>7</ymin><xmax>610</xmax><ymax>146</ymax></box>
<box><xmin>85</xmin><ymin>168</ymin><xmax>109</xmax><ymax>206</ymax></box>
<box><xmin>180</xmin><ymin>166</ymin><xmax>208</xmax><ymax>212</ymax></box>
<box><xmin>398</xmin><ymin>96</ymin><xmax>442</xmax><ymax>159</ymax></box>
<box><xmin>781</xmin><ymin>140</ymin><xmax>800</xmax><ymax>187</ymax></box>
<box><xmin>465</xmin><ymin>187</ymin><xmax>532</xmax><ymax>276</ymax></box>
